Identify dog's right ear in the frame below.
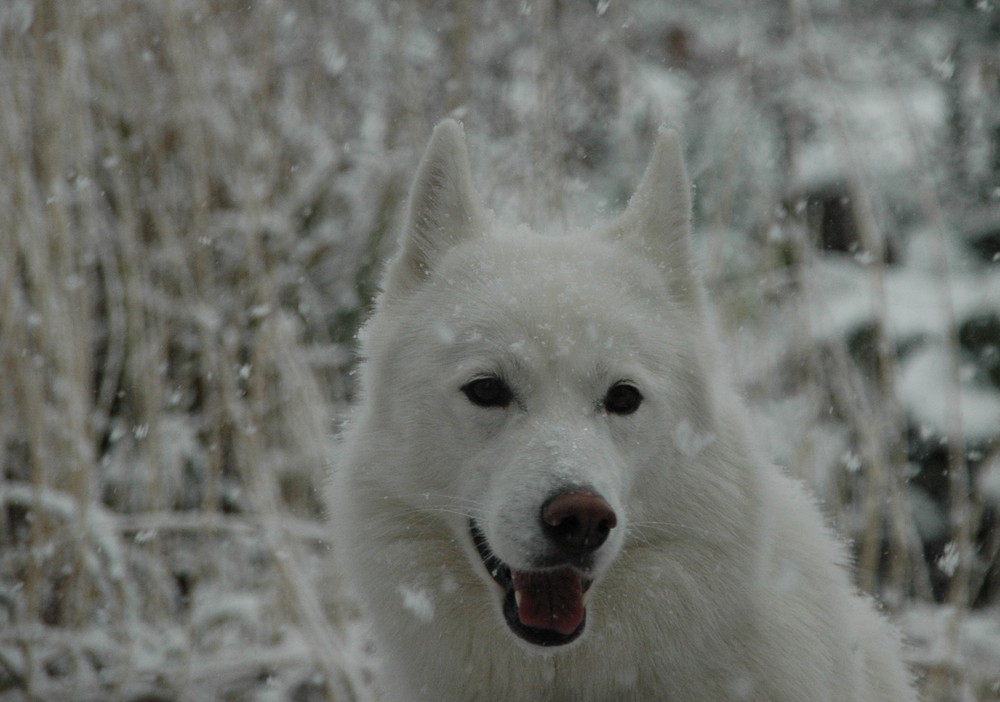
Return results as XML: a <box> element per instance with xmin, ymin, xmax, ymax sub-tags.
<box><xmin>604</xmin><ymin>128</ymin><xmax>699</xmax><ymax>306</ymax></box>
<box><xmin>381</xmin><ymin>119</ymin><xmax>487</xmax><ymax>301</ymax></box>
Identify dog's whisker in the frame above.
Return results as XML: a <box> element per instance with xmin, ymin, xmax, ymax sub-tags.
<box><xmin>627</xmin><ymin>519</ymin><xmax>715</xmax><ymax>540</ymax></box>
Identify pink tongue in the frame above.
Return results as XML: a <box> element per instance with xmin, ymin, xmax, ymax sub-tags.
<box><xmin>511</xmin><ymin>567</ymin><xmax>585</xmax><ymax>635</ymax></box>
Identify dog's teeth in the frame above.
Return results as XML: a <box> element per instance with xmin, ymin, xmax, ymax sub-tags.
<box><xmin>514</xmin><ymin>590</ymin><xmax>522</xmax><ymax>607</ymax></box>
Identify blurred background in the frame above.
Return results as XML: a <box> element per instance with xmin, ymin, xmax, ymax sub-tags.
<box><xmin>2</xmin><ymin>1</ymin><xmax>999</xmax><ymax>700</ymax></box>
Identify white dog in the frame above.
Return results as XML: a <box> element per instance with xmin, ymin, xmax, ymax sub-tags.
<box><xmin>330</xmin><ymin>120</ymin><xmax>917</xmax><ymax>701</ymax></box>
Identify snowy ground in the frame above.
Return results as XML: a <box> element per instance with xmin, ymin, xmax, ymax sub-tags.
<box><xmin>2</xmin><ymin>1</ymin><xmax>999</xmax><ymax>700</ymax></box>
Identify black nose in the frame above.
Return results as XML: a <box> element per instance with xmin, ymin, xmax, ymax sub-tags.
<box><xmin>540</xmin><ymin>491</ymin><xmax>617</xmax><ymax>558</ymax></box>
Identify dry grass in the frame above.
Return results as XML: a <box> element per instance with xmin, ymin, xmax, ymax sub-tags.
<box><xmin>1</xmin><ymin>2</ymin><xmax>376</xmax><ymax>699</ymax></box>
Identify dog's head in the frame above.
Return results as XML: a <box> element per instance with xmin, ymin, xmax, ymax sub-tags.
<box><xmin>356</xmin><ymin>120</ymin><xmax>715</xmax><ymax>649</ymax></box>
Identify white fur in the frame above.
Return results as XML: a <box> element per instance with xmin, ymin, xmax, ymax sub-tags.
<box><xmin>330</xmin><ymin>120</ymin><xmax>917</xmax><ymax>701</ymax></box>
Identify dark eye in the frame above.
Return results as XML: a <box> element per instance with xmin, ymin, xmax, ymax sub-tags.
<box><xmin>603</xmin><ymin>382</ymin><xmax>643</xmax><ymax>415</ymax></box>
<box><xmin>461</xmin><ymin>376</ymin><xmax>514</xmax><ymax>408</ymax></box>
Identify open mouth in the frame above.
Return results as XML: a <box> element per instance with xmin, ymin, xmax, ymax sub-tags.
<box><xmin>469</xmin><ymin>520</ymin><xmax>590</xmax><ymax>647</ymax></box>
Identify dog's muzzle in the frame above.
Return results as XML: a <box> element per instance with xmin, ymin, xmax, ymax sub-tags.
<box><xmin>469</xmin><ymin>489</ymin><xmax>617</xmax><ymax>647</ymax></box>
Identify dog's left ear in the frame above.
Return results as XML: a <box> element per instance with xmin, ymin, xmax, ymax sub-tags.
<box><xmin>382</xmin><ymin>119</ymin><xmax>487</xmax><ymax>302</ymax></box>
<box><xmin>605</xmin><ymin>129</ymin><xmax>698</xmax><ymax>303</ymax></box>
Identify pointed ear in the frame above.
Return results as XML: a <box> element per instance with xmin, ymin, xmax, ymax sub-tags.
<box><xmin>381</xmin><ymin>119</ymin><xmax>487</xmax><ymax>301</ymax></box>
<box><xmin>606</xmin><ymin>128</ymin><xmax>698</xmax><ymax>302</ymax></box>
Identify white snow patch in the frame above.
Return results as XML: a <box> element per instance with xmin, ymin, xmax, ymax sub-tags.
<box><xmin>897</xmin><ymin>344</ymin><xmax>1000</xmax><ymax>442</ymax></box>
<box><xmin>633</xmin><ymin>64</ymin><xmax>692</xmax><ymax>134</ymax></box>
<box><xmin>899</xmin><ymin>604</ymin><xmax>1000</xmax><ymax>693</ymax></box>
<box><xmin>809</xmin><ymin>262</ymin><xmax>1000</xmax><ymax>345</ymax></box>
<box><xmin>433</xmin><ymin>321</ymin><xmax>456</xmax><ymax>345</ymax></box>
<box><xmin>792</xmin><ymin>83</ymin><xmax>945</xmax><ymax>189</ymax></box>
<box><xmin>397</xmin><ymin>585</ymin><xmax>435</xmax><ymax>623</ymax></box>
<box><xmin>978</xmin><ymin>453</ymin><xmax>1000</xmax><ymax>502</ymax></box>
<box><xmin>936</xmin><ymin>541</ymin><xmax>959</xmax><ymax>577</ymax></box>
<box><xmin>674</xmin><ymin>419</ymin><xmax>716</xmax><ymax>458</ymax></box>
